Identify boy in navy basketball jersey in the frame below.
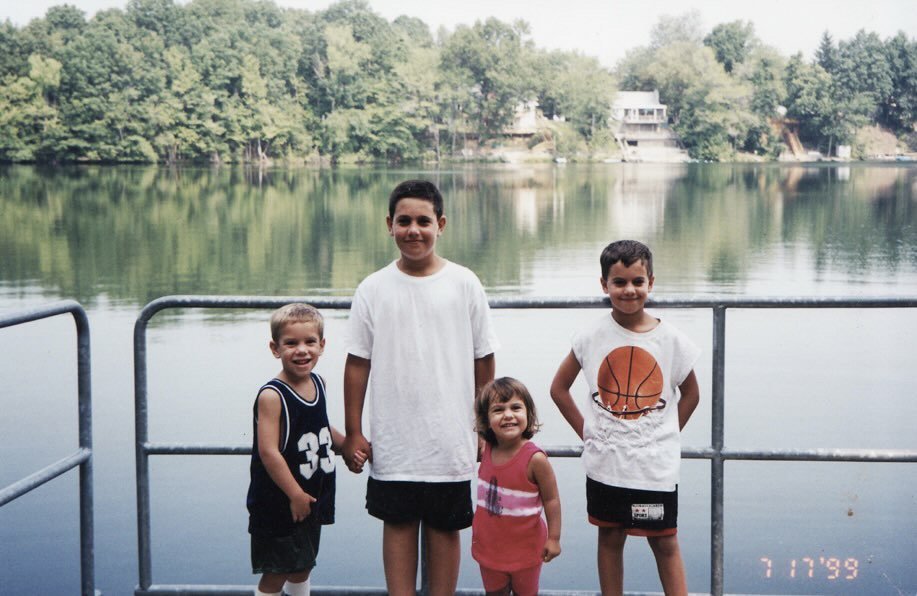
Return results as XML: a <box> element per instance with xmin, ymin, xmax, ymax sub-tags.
<box><xmin>247</xmin><ymin>303</ymin><xmax>367</xmax><ymax>596</ymax></box>
<box><xmin>550</xmin><ymin>240</ymin><xmax>701</xmax><ymax>596</ymax></box>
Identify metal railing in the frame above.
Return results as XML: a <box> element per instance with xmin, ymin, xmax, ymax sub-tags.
<box><xmin>0</xmin><ymin>300</ymin><xmax>96</xmax><ymax>596</ymax></box>
<box><xmin>133</xmin><ymin>295</ymin><xmax>917</xmax><ymax>596</ymax></box>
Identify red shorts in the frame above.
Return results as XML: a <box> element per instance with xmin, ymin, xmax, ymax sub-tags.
<box><xmin>478</xmin><ymin>563</ymin><xmax>542</xmax><ymax>596</ymax></box>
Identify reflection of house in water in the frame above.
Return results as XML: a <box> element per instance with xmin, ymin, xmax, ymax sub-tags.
<box><xmin>611</xmin><ymin>91</ymin><xmax>688</xmax><ymax>163</ymax></box>
<box><xmin>606</xmin><ymin>164</ymin><xmax>687</xmax><ymax>237</ymax></box>
<box><xmin>513</xmin><ymin>187</ymin><xmax>539</xmax><ymax>233</ymax></box>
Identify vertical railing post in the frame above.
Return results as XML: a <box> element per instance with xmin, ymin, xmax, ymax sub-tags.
<box><xmin>74</xmin><ymin>307</ymin><xmax>96</xmax><ymax>596</ymax></box>
<box><xmin>419</xmin><ymin>526</ymin><xmax>429</xmax><ymax>596</ymax></box>
<box><xmin>710</xmin><ymin>305</ymin><xmax>727</xmax><ymax>596</ymax></box>
<box><xmin>0</xmin><ymin>301</ymin><xmax>96</xmax><ymax>595</ymax></box>
<box><xmin>134</xmin><ymin>312</ymin><xmax>153</xmax><ymax>591</ymax></box>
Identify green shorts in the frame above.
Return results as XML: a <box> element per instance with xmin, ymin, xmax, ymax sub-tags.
<box><xmin>251</xmin><ymin>519</ymin><xmax>322</xmax><ymax>575</ymax></box>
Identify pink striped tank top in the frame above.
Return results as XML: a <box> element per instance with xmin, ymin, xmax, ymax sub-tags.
<box><xmin>471</xmin><ymin>440</ymin><xmax>547</xmax><ymax>571</ymax></box>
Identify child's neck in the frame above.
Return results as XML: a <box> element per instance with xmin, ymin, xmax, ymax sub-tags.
<box><xmin>612</xmin><ymin>309</ymin><xmax>659</xmax><ymax>333</ymax></box>
<box><xmin>491</xmin><ymin>436</ymin><xmax>526</xmax><ymax>464</ymax></box>
<box><xmin>276</xmin><ymin>370</ymin><xmax>317</xmax><ymax>402</ymax></box>
<box><xmin>396</xmin><ymin>254</ymin><xmax>446</xmax><ymax>277</ymax></box>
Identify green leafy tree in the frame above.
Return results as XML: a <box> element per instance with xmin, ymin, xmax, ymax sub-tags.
<box><xmin>535</xmin><ymin>50</ymin><xmax>616</xmax><ymax>142</ymax></box>
<box><xmin>656</xmin><ymin>45</ymin><xmax>755</xmax><ymax>159</ymax></box>
<box><xmin>834</xmin><ymin>30</ymin><xmax>894</xmax><ymax>123</ymax></box>
<box><xmin>704</xmin><ymin>20</ymin><xmax>757</xmax><ymax>73</ymax></box>
<box><xmin>440</xmin><ymin>18</ymin><xmax>536</xmax><ymax>139</ymax></box>
<box><xmin>784</xmin><ymin>53</ymin><xmax>867</xmax><ymax>155</ymax></box>
<box><xmin>882</xmin><ymin>32</ymin><xmax>917</xmax><ymax>131</ymax></box>
<box><xmin>0</xmin><ymin>54</ymin><xmax>63</xmax><ymax>161</ymax></box>
<box><xmin>815</xmin><ymin>31</ymin><xmax>839</xmax><ymax>74</ymax></box>
<box><xmin>736</xmin><ymin>46</ymin><xmax>787</xmax><ymax>154</ymax></box>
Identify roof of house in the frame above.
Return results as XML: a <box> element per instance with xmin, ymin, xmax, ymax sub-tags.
<box><xmin>613</xmin><ymin>91</ymin><xmax>665</xmax><ymax>109</ymax></box>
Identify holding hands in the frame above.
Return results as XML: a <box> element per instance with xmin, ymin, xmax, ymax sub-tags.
<box><xmin>343</xmin><ymin>432</ymin><xmax>372</xmax><ymax>473</ymax></box>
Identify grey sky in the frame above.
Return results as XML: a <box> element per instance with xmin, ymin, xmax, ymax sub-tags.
<box><xmin>5</xmin><ymin>0</ymin><xmax>916</xmax><ymax>67</ymax></box>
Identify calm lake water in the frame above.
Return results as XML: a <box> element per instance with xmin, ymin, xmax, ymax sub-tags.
<box><xmin>1</xmin><ymin>163</ymin><xmax>916</xmax><ymax>595</ymax></box>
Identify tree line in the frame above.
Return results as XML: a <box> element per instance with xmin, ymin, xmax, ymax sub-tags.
<box><xmin>0</xmin><ymin>0</ymin><xmax>914</xmax><ymax>163</ymax></box>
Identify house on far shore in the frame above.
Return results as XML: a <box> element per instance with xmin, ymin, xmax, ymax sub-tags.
<box><xmin>611</xmin><ymin>90</ymin><xmax>688</xmax><ymax>162</ymax></box>
<box><xmin>506</xmin><ymin>99</ymin><xmax>541</xmax><ymax>136</ymax></box>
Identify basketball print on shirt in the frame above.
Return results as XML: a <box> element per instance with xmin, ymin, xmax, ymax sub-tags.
<box><xmin>593</xmin><ymin>345</ymin><xmax>665</xmax><ymax>420</ymax></box>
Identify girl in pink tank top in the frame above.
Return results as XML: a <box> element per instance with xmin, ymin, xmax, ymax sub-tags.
<box><xmin>472</xmin><ymin>377</ymin><xmax>562</xmax><ymax>595</ymax></box>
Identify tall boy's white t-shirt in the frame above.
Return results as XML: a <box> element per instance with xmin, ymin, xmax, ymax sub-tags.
<box><xmin>348</xmin><ymin>260</ymin><xmax>499</xmax><ymax>482</ymax></box>
<box><xmin>572</xmin><ymin>313</ymin><xmax>700</xmax><ymax>492</ymax></box>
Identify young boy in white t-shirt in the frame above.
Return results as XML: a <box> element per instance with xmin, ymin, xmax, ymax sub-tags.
<box><xmin>342</xmin><ymin>179</ymin><xmax>500</xmax><ymax>596</ymax></box>
<box><xmin>551</xmin><ymin>239</ymin><xmax>700</xmax><ymax>596</ymax></box>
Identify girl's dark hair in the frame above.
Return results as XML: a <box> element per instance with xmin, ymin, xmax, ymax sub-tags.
<box><xmin>475</xmin><ymin>377</ymin><xmax>541</xmax><ymax>445</ymax></box>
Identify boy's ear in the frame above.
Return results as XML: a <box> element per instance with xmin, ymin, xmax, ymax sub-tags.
<box><xmin>386</xmin><ymin>215</ymin><xmax>393</xmax><ymax>236</ymax></box>
<box><xmin>438</xmin><ymin>215</ymin><xmax>447</xmax><ymax>235</ymax></box>
<box><xmin>269</xmin><ymin>340</ymin><xmax>280</xmax><ymax>358</ymax></box>
<box><xmin>599</xmin><ymin>276</ymin><xmax>609</xmax><ymax>292</ymax></box>
<box><xmin>648</xmin><ymin>275</ymin><xmax>655</xmax><ymax>292</ymax></box>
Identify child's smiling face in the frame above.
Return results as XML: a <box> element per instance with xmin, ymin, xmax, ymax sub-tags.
<box><xmin>601</xmin><ymin>259</ymin><xmax>654</xmax><ymax>317</ymax></box>
<box><xmin>270</xmin><ymin>320</ymin><xmax>325</xmax><ymax>381</ymax></box>
<box><xmin>488</xmin><ymin>395</ymin><xmax>529</xmax><ymax>446</ymax></box>
<box><xmin>387</xmin><ymin>197</ymin><xmax>446</xmax><ymax>269</ymax></box>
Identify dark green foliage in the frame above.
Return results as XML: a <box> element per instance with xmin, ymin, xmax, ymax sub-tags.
<box><xmin>704</xmin><ymin>20</ymin><xmax>756</xmax><ymax>74</ymax></box>
<box><xmin>617</xmin><ymin>11</ymin><xmax>915</xmax><ymax>160</ymax></box>
<box><xmin>0</xmin><ymin>1</ymin><xmax>914</xmax><ymax>163</ymax></box>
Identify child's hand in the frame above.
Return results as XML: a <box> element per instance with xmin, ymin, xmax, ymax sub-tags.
<box><xmin>349</xmin><ymin>445</ymin><xmax>371</xmax><ymax>472</ymax></box>
<box><xmin>542</xmin><ymin>538</ymin><xmax>561</xmax><ymax>563</ymax></box>
<box><xmin>343</xmin><ymin>433</ymin><xmax>371</xmax><ymax>473</ymax></box>
<box><xmin>290</xmin><ymin>490</ymin><xmax>316</xmax><ymax>522</ymax></box>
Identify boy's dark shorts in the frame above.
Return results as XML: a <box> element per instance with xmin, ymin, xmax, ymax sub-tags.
<box><xmin>366</xmin><ymin>477</ymin><xmax>473</xmax><ymax>531</ymax></box>
<box><xmin>586</xmin><ymin>477</ymin><xmax>678</xmax><ymax>537</ymax></box>
<box><xmin>251</xmin><ymin>519</ymin><xmax>322</xmax><ymax>575</ymax></box>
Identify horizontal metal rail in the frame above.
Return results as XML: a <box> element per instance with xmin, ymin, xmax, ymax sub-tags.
<box><xmin>138</xmin><ymin>443</ymin><xmax>916</xmax><ymax>463</ymax></box>
<box><xmin>0</xmin><ymin>300</ymin><xmax>95</xmax><ymax>596</ymax></box>
<box><xmin>134</xmin><ymin>295</ymin><xmax>917</xmax><ymax>596</ymax></box>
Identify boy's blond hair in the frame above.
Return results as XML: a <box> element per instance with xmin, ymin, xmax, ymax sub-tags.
<box><xmin>270</xmin><ymin>303</ymin><xmax>324</xmax><ymax>341</ymax></box>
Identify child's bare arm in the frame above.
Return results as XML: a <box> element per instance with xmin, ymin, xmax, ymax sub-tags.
<box><xmin>677</xmin><ymin>370</ymin><xmax>700</xmax><ymax>430</ymax></box>
<box><xmin>529</xmin><ymin>452</ymin><xmax>562</xmax><ymax>562</ymax></box>
<box><xmin>256</xmin><ymin>389</ymin><xmax>315</xmax><ymax>522</ymax></box>
<box><xmin>329</xmin><ymin>426</ymin><xmax>345</xmax><ymax>453</ymax></box>
<box><xmin>550</xmin><ymin>351</ymin><xmax>585</xmax><ymax>440</ymax></box>
<box><xmin>473</xmin><ymin>352</ymin><xmax>495</xmax><ymax>394</ymax></box>
<box><xmin>343</xmin><ymin>354</ymin><xmax>372</xmax><ymax>472</ymax></box>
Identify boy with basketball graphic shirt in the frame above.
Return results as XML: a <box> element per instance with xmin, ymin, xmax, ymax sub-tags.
<box><xmin>342</xmin><ymin>179</ymin><xmax>499</xmax><ymax>596</ymax></box>
<box><xmin>551</xmin><ymin>239</ymin><xmax>700</xmax><ymax>596</ymax></box>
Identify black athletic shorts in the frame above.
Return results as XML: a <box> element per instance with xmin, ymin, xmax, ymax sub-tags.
<box><xmin>586</xmin><ymin>477</ymin><xmax>678</xmax><ymax>536</ymax></box>
<box><xmin>366</xmin><ymin>477</ymin><xmax>473</xmax><ymax>531</ymax></box>
<box><xmin>251</xmin><ymin>519</ymin><xmax>322</xmax><ymax>575</ymax></box>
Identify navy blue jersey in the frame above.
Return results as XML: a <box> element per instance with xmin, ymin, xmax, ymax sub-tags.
<box><xmin>247</xmin><ymin>374</ymin><xmax>336</xmax><ymax>536</ymax></box>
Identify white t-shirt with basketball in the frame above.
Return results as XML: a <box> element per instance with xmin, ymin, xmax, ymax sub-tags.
<box><xmin>572</xmin><ymin>313</ymin><xmax>700</xmax><ymax>492</ymax></box>
<box><xmin>348</xmin><ymin>260</ymin><xmax>500</xmax><ymax>482</ymax></box>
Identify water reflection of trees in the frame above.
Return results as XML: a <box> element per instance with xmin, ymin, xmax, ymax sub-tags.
<box><xmin>0</xmin><ymin>164</ymin><xmax>914</xmax><ymax>305</ymax></box>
